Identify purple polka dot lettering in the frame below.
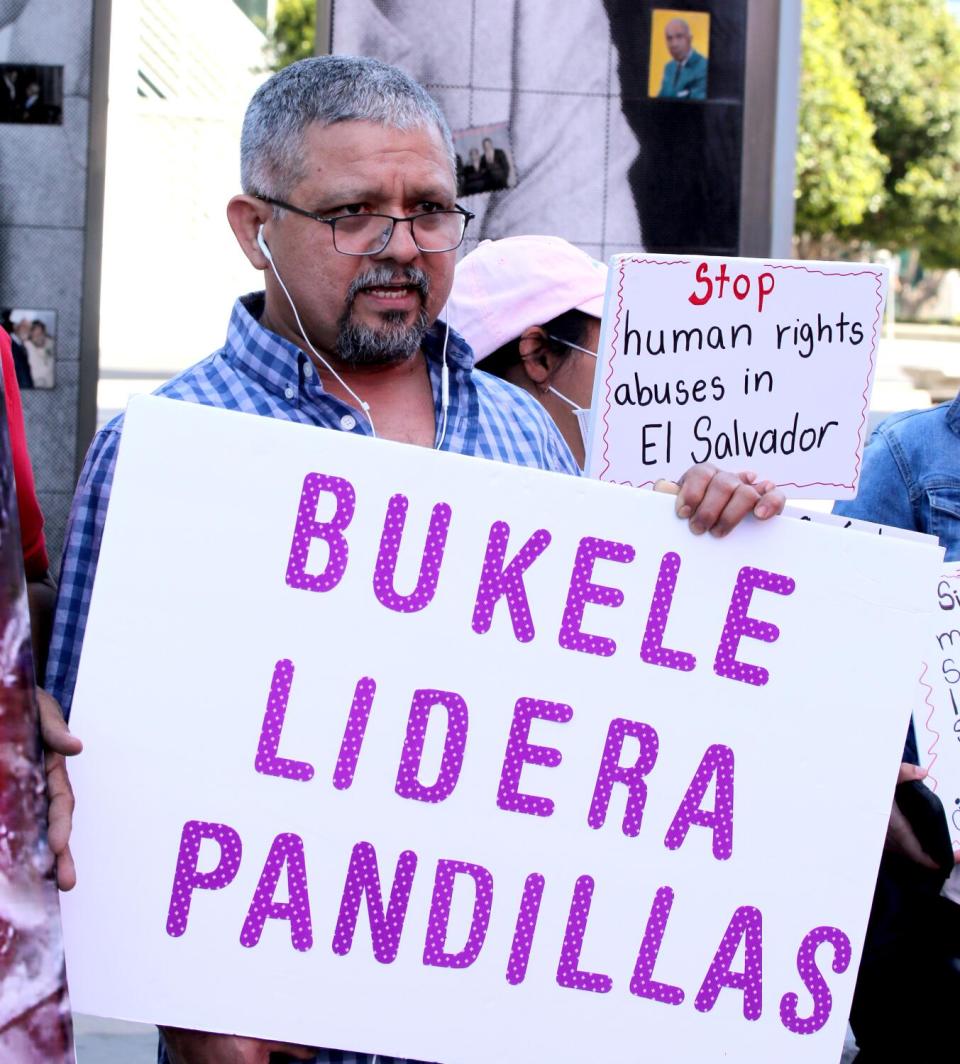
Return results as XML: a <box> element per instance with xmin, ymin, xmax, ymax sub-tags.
<box><xmin>373</xmin><ymin>494</ymin><xmax>452</xmax><ymax>613</ymax></box>
<box><xmin>713</xmin><ymin>565</ymin><xmax>796</xmax><ymax>687</ymax></box>
<box><xmin>285</xmin><ymin>473</ymin><xmax>355</xmax><ymax>593</ymax></box>
<box><xmin>694</xmin><ymin>905</ymin><xmax>764</xmax><ymax>1020</ymax></box>
<box><xmin>587</xmin><ymin>718</ymin><xmax>660</xmax><ymax>836</ymax></box>
<box><xmin>663</xmin><ymin>743</ymin><xmax>735</xmax><ymax>860</ymax></box>
<box><xmin>640</xmin><ymin>551</ymin><xmax>697</xmax><ymax>673</ymax></box>
<box><xmin>240</xmin><ymin>832</ymin><xmax>313</xmax><ymax>952</ymax></box>
<box><xmin>395</xmin><ymin>688</ymin><xmax>469</xmax><ymax>804</ymax></box>
<box><xmin>496</xmin><ymin>696</ymin><xmax>574</xmax><ymax>817</ymax></box>
<box><xmin>254</xmin><ymin>658</ymin><xmax>315</xmax><ymax>782</ymax></box>
<box><xmin>629</xmin><ymin>885</ymin><xmax>685</xmax><ymax>1005</ymax></box>
<box><xmin>165</xmin><ymin>820</ymin><xmax>243</xmax><ymax>938</ymax></box>
<box><xmin>558</xmin><ymin>536</ymin><xmax>636</xmax><ymax>657</ymax></box>
<box><xmin>422</xmin><ymin>859</ymin><xmax>494</xmax><ymax>969</ymax></box>
<box><xmin>331</xmin><ymin>841</ymin><xmax>418</xmax><ymax>964</ymax></box>
<box><xmin>779</xmin><ymin>925</ymin><xmax>851</xmax><ymax>1034</ymax></box>
<box><xmin>471</xmin><ymin>521</ymin><xmax>552</xmax><ymax>642</ymax></box>
<box><xmin>555</xmin><ymin>875</ymin><xmax>613</xmax><ymax>994</ymax></box>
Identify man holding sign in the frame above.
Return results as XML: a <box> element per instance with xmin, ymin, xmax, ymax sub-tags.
<box><xmin>47</xmin><ymin>56</ymin><xmax>785</xmax><ymax>1064</ymax></box>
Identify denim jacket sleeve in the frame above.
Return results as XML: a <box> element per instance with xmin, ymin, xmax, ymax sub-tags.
<box><xmin>832</xmin><ymin>425</ymin><xmax>916</xmax><ymax>532</ymax></box>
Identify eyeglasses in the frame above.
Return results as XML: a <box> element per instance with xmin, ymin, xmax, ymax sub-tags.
<box><xmin>256</xmin><ymin>196</ymin><xmax>475</xmax><ymax>255</ymax></box>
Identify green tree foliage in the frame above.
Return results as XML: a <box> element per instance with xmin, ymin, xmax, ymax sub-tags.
<box><xmin>797</xmin><ymin>0</ymin><xmax>960</xmax><ymax>264</ymax></box>
<box><xmin>263</xmin><ymin>0</ymin><xmax>316</xmax><ymax>71</ymax></box>
<box><xmin>795</xmin><ymin>0</ymin><xmax>885</xmax><ymax>238</ymax></box>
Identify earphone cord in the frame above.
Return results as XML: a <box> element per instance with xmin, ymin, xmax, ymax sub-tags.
<box><xmin>262</xmin><ymin>231</ymin><xmax>452</xmax><ymax>449</ymax></box>
<box><xmin>266</xmin><ymin>248</ymin><xmax>379</xmax><ymax>438</ymax></box>
<box><xmin>437</xmin><ymin>316</ymin><xmax>451</xmax><ymax>451</ymax></box>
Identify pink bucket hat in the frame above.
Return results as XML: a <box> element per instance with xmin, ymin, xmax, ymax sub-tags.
<box><xmin>447</xmin><ymin>236</ymin><xmax>608</xmax><ymax>362</ymax></box>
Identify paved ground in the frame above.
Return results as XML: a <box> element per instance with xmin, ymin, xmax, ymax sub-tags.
<box><xmin>73</xmin><ymin>1014</ymin><xmax>156</xmax><ymax>1063</ymax></box>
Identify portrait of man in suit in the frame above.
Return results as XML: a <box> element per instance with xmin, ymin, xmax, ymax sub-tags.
<box><xmin>656</xmin><ymin>15</ymin><xmax>708</xmax><ymax>100</ymax></box>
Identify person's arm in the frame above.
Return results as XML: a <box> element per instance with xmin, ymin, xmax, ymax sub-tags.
<box><xmin>28</xmin><ymin>571</ymin><xmax>56</xmax><ymax>679</ymax></box>
<box><xmin>45</xmin><ymin>425</ymin><xmax>122</xmax><ymax>715</ymax></box>
<box><xmin>657</xmin><ymin>64</ymin><xmax>672</xmax><ymax>97</ymax></box>
<box><xmin>689</xmin><ymin>61</ymin><xmax>708</xmax><ymax>100</ymax></box>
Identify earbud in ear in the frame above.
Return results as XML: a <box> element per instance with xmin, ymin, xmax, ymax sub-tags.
<box><xmin>257</xmin><ymin>224</ymin><xmax>272</xmax><ymax>262</ymax></box>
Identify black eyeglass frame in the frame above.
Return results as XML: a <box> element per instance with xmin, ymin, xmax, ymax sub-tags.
<box><xmin>256</xmin><ymin>195</ymin><xmax>475</xmax><ymax>255</ymax></box>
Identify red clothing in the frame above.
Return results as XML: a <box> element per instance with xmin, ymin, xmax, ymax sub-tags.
<box><xmin>0</xmin><ymin>329</ymin><xmax>48</xmax><ymax>579</ymax></box>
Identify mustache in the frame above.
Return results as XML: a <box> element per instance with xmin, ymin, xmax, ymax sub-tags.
<box><xmin>346</xmin><ymin>265</ymin><xmax>431</xmax><ymax>304</ymax></box>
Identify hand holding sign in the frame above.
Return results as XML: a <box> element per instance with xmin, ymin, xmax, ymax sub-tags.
<box><xmin>674</xmin><ymin>464</ymin><xmax>785</xmax><ymax>536</ymax></box>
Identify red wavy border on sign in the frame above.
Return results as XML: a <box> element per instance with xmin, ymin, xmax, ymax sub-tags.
<box><xmin>918</xmin><ymin>660</ymin><xmax>940</xmax><ymax>792</ymax></box>
<box><xmin>596</xmin><ymin>259</ymin><xmax>885</xmax><ymax>490</ymax></box>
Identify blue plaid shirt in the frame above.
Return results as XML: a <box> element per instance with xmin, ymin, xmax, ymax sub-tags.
<box><xmin>46</xmin><ymin>292</ymin><xmax>577</xmax><ymax>1064</ymax></box>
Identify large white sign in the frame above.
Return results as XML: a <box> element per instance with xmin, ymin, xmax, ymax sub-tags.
<box><xmin>62</xmin><ymin>397</ymin><xmax>939</xmax><ymax>1064</ymax></box>
<box><xmin>917</xmin><ymin>568</ymin><xmax>960</xmax><ymax>851</ymax></box>
<box><xmin>585</xmin><ymin>255</ymin><xmax>887</xmax><ymax>498</ymax></box>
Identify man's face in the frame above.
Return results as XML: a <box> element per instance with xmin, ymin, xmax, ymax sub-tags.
<box><xmin>263</xmin><ymin>120</ymin><xmax>457</xmax><ymax>366</ymax></box>
<box><xmin>665</xmin><ymin>21</ymin><xmax>692</xmax><ymax>62</ymax></box>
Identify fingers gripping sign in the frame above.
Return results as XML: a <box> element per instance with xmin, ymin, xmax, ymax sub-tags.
<box><xmin>656</xmin><ymin>463</ymin><xmax>785</xmax><ymax>537</ymax></box>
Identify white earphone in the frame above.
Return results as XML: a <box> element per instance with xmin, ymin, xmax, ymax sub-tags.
<box><xmin>256</xmin><ymin>225</ymin><xmax>272</xmax><ymax>261</ymax></box>
<box><xmin>256</xmin><ymin>223</ymin><xmax>451</xmax><ymax>448</ymax></box>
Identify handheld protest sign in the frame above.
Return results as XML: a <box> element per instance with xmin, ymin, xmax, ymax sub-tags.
<box><xmin>62</xmin><ymin>396</ymin><xmax>940</xmax><ymax>1064</ymax></box>
<box><xmin>916</xmin><ymin>569</ymin><xmax>960</xmax><ymax>853</ymax></box>
<box><xmin>585</xmin><ymin>255</ymin><xmax>888</xmax><ymax>498</ymax></box>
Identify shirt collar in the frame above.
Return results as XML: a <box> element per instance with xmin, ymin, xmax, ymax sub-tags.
<box><xmin>223</xmin><ymin>292</ymin><xmax>477</xmax><ymax>394</ymax></box>
<box><xmin>224</xmin><ymin>292</ymin><xmax>306</xmax><ymax>397</ymax></box>
<box><xmin>948</xmin><ymin>390</ymin><xmax>960</xmax><ymax>437</ymax></box>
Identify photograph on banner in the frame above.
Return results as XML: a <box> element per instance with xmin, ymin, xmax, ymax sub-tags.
<box><xmin>0</xmin><ymin>64</ymin><xmax>62</xmax><ymax>124</ymax></box>
<box><xmin>60</xmin><ymin>395</ymin><xmax>942</xmax><ymax>1064</ymax></box>
<box><xmin>330</xmin><ymin>0</ymin><xmax>753</xmax><ymax>257</ymax></box>
<box><xmin>649</xmin><ymin>9</ymin><xmax>710</xmax><ymax>100</ymax></box>
<box><xmin>0</xmin><ymin>308</ymin><xmax>56</xmax><ymax>389</ymax></box>
<box><xmin>454</xmin><ymin>122</ymin><xmax>516</xmax><ymax>197</ymax></box>
<box><xmin>916</xmin><ymin>569</ymin><xmax>960</xmax><ymax>852</ymax></box>
<box><xmin>0</xmin><ymin>371</ymin><xmax>73</xmax><ymax>1061</ymax></box>
<box><xmin>584</xmin><ymin>255</ymin><xmax>888</xmax><ymax>498</ymax></box>
<box><xmin>329</xmin><ymin>0</ymin><xmax>647</xmax><ymax>259</ymax></box>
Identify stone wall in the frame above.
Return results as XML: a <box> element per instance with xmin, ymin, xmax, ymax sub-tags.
<box><xmin>0</xmin><ymin>0</ymin><xmax>105</xmax><ymax>568</ymax></box>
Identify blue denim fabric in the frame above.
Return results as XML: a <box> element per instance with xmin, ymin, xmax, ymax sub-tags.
<box><xmin>833</xmin><ymin>394</ymin><xmax>960</xmax><ymax>562</ymax></box>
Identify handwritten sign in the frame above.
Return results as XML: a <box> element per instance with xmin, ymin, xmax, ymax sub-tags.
<box><xmin>585</xmin><ymin>255</ymin><xmax>888</xmax><ymax>497</ymax></box>
<box><xmin>916</xmin><ymin>569</ymin><xmax>960</xmax><ymax>851</ymax></box>
<box><xmin>61</xmin><ymin>396</ymin><xmax>939</xmax><ymax>1064</ymax></box>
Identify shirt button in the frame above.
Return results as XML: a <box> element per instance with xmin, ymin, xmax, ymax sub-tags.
<box><xmin>284</xmin><ymin>386</ymin><xmax>295</xmax><ymax>400</ymax></box>
<box><xmin>302</xmin><ymin>362</ymin><xmax>313</xmax><ymax>378</ymax></box>
<box><xmin>340</xmin><ymin>414</ymin><xmax>357</xmax><ymax>431</ymax></box>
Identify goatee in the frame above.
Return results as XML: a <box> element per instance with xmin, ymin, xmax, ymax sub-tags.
<box><xmin>336</xmin><ymin>265</ymin><xmax>431</xmax><ymax>365</ymax></box>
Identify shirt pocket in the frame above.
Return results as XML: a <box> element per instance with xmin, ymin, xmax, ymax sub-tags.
<box><xmin>928</xmin><ymin>487</ymin><xmax>960</xmax><ymax>560</ymax></box>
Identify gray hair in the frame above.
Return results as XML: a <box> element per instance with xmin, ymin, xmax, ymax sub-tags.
<box><xmin>240</xmin><ymin>55</ymin><xmax>456</xmax><ymax>203</ymax></box>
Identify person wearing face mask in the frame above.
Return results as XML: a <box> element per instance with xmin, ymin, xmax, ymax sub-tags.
<box><xmin>449</xmin><ymin>235</ymin><xmax>604</xmax><ymax>469</ymax></box>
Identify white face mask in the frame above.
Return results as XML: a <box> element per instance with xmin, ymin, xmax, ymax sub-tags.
<box><xmin>545</xmin><ymin>334</ymin><xmax>597</xmax><ymax>449</ymax></box>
